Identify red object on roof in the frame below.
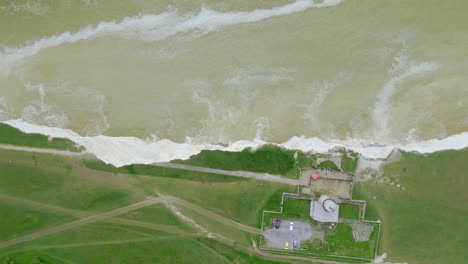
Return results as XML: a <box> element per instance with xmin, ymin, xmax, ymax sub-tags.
<box><xmin>312</xmin><ymin>173</ymin><xmax>319</xmax><ymax>181</ymax></box>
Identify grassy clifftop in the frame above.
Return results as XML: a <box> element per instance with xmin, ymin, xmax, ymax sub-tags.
<box><xmin>0</xmin><ymin>123</ymin><xmax>81</xmax><ymax>152</ymax></box>
<box><xmin>354</xmin><ymin>149</ymin><xmax>468</xmax><ymax>264</ymax></box>
<box><xmin>172</xmin><ymin>145</ymin><xmax>316</xmax><ymax>179</ymax></box>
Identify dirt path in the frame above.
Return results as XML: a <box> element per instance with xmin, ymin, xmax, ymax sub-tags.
<box><xmin>0</xmin><ymin>197</ymin><xmax>161</xmax><ymax>249</ymax></box>
<box><xmin>0</xmin><ymin>144</ymin><xmax>309</xmax><ymax>186</ymax></box>
<box><xmin>106</xmin><ymin>218</ymin><xmax>190</xmax><ymax>235</ymax></box>
<box><xmin>156</xmin><ymin>162</ymin><xmax>305</xmax><ymax>186</ymax></box>
<box><xmin>164</xmin><ymin>196</ymin><xmax>260</xmax><ymax>234</ymax></box>
<box><xmin>0</xmin><ymin>193</ymin><xmax>88</xmax><ymax>218</ymax></box>
<box><xmin>0</xmin><ymin>144</ymin><xmax>88</xmax><ymax>157</ymax></box>
<box><xmin>0</xmin><ymin>192</ymin><xmax>191</xmax><ymax>237</ymax></box>
<box><xmin>162</xmin><ymin>196</ymin><xmax>342</xmax><ymax>264</ymax></box>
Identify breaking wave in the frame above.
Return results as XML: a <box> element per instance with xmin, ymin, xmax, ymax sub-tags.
<box><xmin>0</xmin><ymin>0</ymin><xmax>342</xmax><ymax>72</ymax></box>
<box><xmin>372</xmin><ymin>62</ymin><xmax>438</xmax><ymax>139</ymax></box>
<box><xmin>2</xmin><ymin>119</ymin><xmax>467</xmax><ymax>168</ymax></box>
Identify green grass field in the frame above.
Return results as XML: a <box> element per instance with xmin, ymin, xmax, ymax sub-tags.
<box><xmin>0</xmin><ymin>150</ymin><xmax>143</xmax><ymax>212</ymax></box>
<box><xmin>317</xmin><ymin>160</ymin><xmax>339</xmax><ymax>170</ymax></box>
<box><xmin>0</xmin><ymin>124</ymin><xmax>81</xmax><ymax>152</ymax></box>
<box><xmin>133</xmin><ymin>174</ymin><xmax>295</xmax><ymax>227</ymax></box>
<box><xmin>353</xmin><ymin>150</ymin><xmax>468</xmax><ymax>264</ymax></box>
<box><xmin>176</xmin><ymin>204</ymin><xmax>255</xmax><ymax>247</ymax></box>
<box><xmin>1</xmin><ymin>130</ymin><xmax>466</xmax><ymax>264</ymax></box>
<box><xmin>171</xmin><ymin>145</ymin><xmax>316</xmax><ymax>179</ymax></box>
<box><xmin>0</xmin><ymin>202</ymin><xmax>75</xmax><ymax>242</ymax></box>
<box><xmin>281</xmin><ymin>199</ymin><xmax>314</xmax><ymax>221</ymax></box>
<box><xmin>83</xmin><ymin>158</ymin><xmax>296</xmax><ymax>228</ymax></box>
<box><xmin>262</xmin><ymin>198</ymin><xmax>317</xmax><ymax>228</ymax></box>
<box><xmin>83</xmin><ymin>159</ymin><xmax>246</xmax><ymax>183</ymax></box>
<box><xmin>0</xmin><ymin>222</ymin><xmax>210</xmax><ymax>264</ymax></box>
<box><xmin>120</xmin><ymin>203</ymin><xmax>195</xmax><ymax>233</ymax></box>
<box><xmin>340</xmin><ymin>150</ymin><xmax>358</xmax><ymax>173</ymax></box>
<box><xmin>301</xmin><ymin>223</ymin><xmax>378</xmax><ymax>260</ymax></box>
<box><xmin>338</xmin><ymin>204</ymin><xmax>360</xmax><ymax>220</ymax></box>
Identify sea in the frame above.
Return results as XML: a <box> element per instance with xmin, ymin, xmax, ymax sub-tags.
<box><xmin>1</xmin><ymin>0</ymin><xmax>467</xmax><ymax>166</ymax></box>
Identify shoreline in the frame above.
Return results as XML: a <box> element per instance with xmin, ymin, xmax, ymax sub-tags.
<box><xmin>2</xmin><ymin>119</ymin><xmax>468</xmax><ymax>168</ymax></box>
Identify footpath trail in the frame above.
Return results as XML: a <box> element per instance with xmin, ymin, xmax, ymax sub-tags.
<box><xmin>0</xmin><ymin>197</ymin><xmax>161</xmax><ymax>249</ymax></box>
<box><xmin>0</xmin><ymin>143</ymin><xmax>308</xmax><ymax>186</ymax></box>
<box><xmin>165</xmin><ymin>196</ymin><xmax>260</xmax><ymax>234</ymax></box>
<box><xmin>156</xmin><ymin>162</ymin><xmax>308</xmax><ymax>186</ymax></box>
<box><xmin>0</xmin><ymin>144</ymin><xmax>87</xmax><ymax>157</ymax></box>
<box><xmin>0</xmin><ymin>193</ymin><xmax>88</xmax><ymax>218</ymax></box>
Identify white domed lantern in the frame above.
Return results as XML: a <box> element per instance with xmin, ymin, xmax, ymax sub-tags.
<box><xmin>319</xmin><ymin>195</ymin><xmax>337</xmax><ymax>212</ymax></box>
<box><xmin>311</xmin><ymin>195</ymin><xmax>340</xmax><ymax>223</ymax></box>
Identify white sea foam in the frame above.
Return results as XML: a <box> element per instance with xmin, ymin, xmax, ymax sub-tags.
<box><xmin>302</xmin><ymin>73</ymin><xmax>349</xmax><ymax>128</ymax></box>
<box><xmin>2</xmin><ymin>119</ymin><xmax>467</xmax><ymax>168</ymax></box>
<box><xmin>0</xmin><ymin>0</ymin><xmax>50</xmax><ymax>16</ymax></box>
<box><xmin>373</xmin><ymin>62</ymin><xmax>438</xmax><ymax>140</ymax></box>
<box><xmin>0</xmin><ymin>97</ymin><xmax>9</xmax><ymax>120</ymax></box>
<box><xmin>21</xmin><ymin>83</ymin><xmax>69</xmax><ymax>128</ymax></box>
<box><xmin>0</xmin><ymin>0</ymin><xmax>342</xmax><ymax>73</ymax></box>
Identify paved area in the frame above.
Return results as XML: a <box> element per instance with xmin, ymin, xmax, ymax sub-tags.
<box><xmin>301</xmin><ymin>178</ymin><xmax>352</xmax><ymax>199</ymax></box>
<box><xmin>262</xmin><ymin>220</ymin><xmax>314</xmax><ymax>250</ymax></box>
<box><xmin>302</xmin><ymin>168</ymin><xmax>353</xmax><ymax>181</ymax></box>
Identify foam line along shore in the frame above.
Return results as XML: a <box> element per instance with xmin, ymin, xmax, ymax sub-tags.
<box><xmin>3</xmin><ymin>119</ymin><xmax>467</xmax><ymax>167</ymax></box>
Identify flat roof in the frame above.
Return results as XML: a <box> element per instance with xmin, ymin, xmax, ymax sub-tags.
<box><xmin>310</xmin><ymin>200</ymin><xmax>339</xmax><ymax>223</ymax></box>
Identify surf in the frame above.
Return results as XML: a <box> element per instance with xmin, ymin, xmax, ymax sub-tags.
<box><xmin>3</xmin><ymin>119</ymin><xmax>467</xmax><ymax>168</ymax></box>
<box><xmin>0</xmin><ymin>0</ymin><xmax>342</xmax><ymax>73</ymax></box>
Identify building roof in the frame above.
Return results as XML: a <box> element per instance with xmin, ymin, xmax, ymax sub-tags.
<box><xmin>310</xmin><ymin>200</ymin><xmax>339</xmax><ymax>223</ymax></box>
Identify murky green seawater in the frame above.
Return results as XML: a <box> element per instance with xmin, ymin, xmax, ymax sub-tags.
<box><xmin>1</xmin><ymin>0</ymin><xmax>467</xmax><ymax>144</ymax></box>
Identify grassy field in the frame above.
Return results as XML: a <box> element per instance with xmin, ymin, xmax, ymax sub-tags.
<box><xmin>340</xmin><ymin>150</ymin><xmax>358</xmax><ymax>173</ymax></box>
<box><xmin>0</xmin><ymin>150</ymin><xmax>143</xmax><ymax>212</ymax></box>
<box><xmin>0</xmin><ymin>222</ymin><xmax>212</xmax><ymax>264</ymax></box>
<box><xmin>262</xmin><ymin>198</ymin><xmax>317</xmax><ymax>228</ymax></box>
<box><xmin>171</xmin><ymin>145</ymin><xmax>316</xmax><ymax>179</ymax></box>
<box><xmin>338</xmin><ymin>204</ymin><xmax>360</xmax><ymax>220</ymax></box>
<box><xmin>317</xmin><ymin>160</ymin><xmax>339</xmax><ymax>170</ymax></box>
<box><xmin>83</xmin><ymin>160</ymin><xmax>246</xmax><ymax>183</ymax></box>
<box><xmin>0</xmin><ymin>208</ymin><xmax>307</xmax><ymax>264</ymax></box>
<box><xmin>281</xmin><ymin>199</ymin><xmax>314</xmax><ymax>221</ymax></box>
<box><xmin>175</xmin><ymin>204</ymin><xmax>255</xmax><ymax>247</ymax></box>
<box><xmin>0</xmin><ymin>202</ymin><xmax>75</xmax><ymax>242</ymax></box>
<box><xmin>353</xmin><ymin>149</ymin><xmax>468</xmax><ymax>264</ymax></box>
<box><xmin>302</xmin><ymin>223</ymin><xmax>378</xmax><ymax>260</ymax></box>
<box><xmin>83</xmin><ymin>157</ymin><xmax>296</xmax><ymax>228</ymax></box>
<box><xmin>120</xmin><ymin>203</ymin><xmax>195</xmax><ymax>233</ymax></box>
<box><xmin>133</xmin><ymin>174</ymin><xmax>295</xmax><ymax>227</ymax></box>
<box><xmin>0</xmin><ymin>124</ymin><xmax>81</xmax><ymax>152</ymax></box>
<box><xmin>2</xmin><ymin>130</ymin><xmax>466</xmax><ymax>263</ymax></box>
